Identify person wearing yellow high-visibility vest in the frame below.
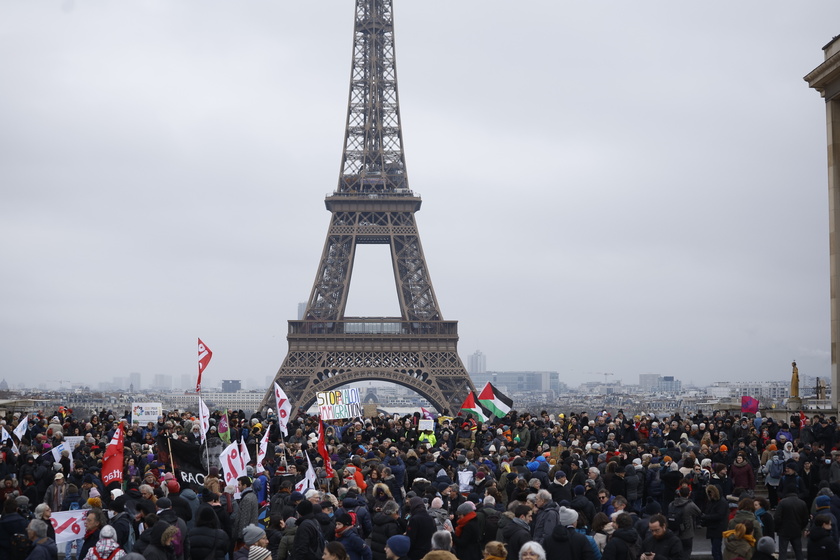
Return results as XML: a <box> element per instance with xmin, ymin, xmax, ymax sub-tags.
<box><xmin>419</xmin><ymin>430</ymin><xmax>436</xmax><ymax>447</ymax></box>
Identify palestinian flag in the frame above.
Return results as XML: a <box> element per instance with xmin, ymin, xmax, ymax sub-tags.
<box><xmin>478</xmin><ymin>382</ymin><xmax>513</xmax><ymax>418</ymax></box>
<box><xmin>460</xmin><ymin>392</ymin><xmax>488</xmax><ymax>422</ymax></box>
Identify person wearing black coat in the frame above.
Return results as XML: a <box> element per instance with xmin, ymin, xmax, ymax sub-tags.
<box><xmin>370</xmin><ymin>502</ymin><xmax>403</xmax><ymax>560</ymax></box>
<box><xmin>501</xmin><ymin>505</ymin><xmax>533</xmax><ymax>560</ymax></box>
<box><xmin>453</xmin><ymin>502</ymin><xmax>482</xmax><ymax>560</ymax></box>
<box><xmin>291</xmin><ymin>500</ymin><xmax>324</xmax><ymax>560</ymax></box>
<box><xmin>188</xmin><ymin>505</ymin><xmax>229</xmax><ymax>560</ymax></box>
<box><xmin>405</xmin><ymin>496</ymin><xmax>435</xmax><ymax>560</ymax></box>
<box><xmin>700</xmin><ymin>485</ymin><xmax>728</xmax><ymax>560</ymax></box>
<box><xmin>542</xmin><ymin>507</ymin><xmax>596</xmax><ymax>560</ymax></box>
<box><xmin>640</xmin><ymin>514</ymin><xmax>682</xmax><ymax>560</ymax></box>
<box><xmin>602</xmin><ymin>513</ymin><xmax>641</xmax><ymax>560</ymax></box>
<box><xmin>806</xmin><ymin>515</ymin><xmax>840</xmax><ymax>560</ymax></box>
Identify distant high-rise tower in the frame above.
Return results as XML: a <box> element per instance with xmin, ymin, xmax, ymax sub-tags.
<box><xmin>129</xmin><ymin>372</ymin><xmax>141</xmax><ymax>392</ymax></box>
<box><xmin>468</xmin><ymin>351</ymin><xmax>487</xmax><ymax>375</ymax></box>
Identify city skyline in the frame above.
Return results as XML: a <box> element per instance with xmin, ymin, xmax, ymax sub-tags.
<box><xmin>2</xmin><ymin>3</ymin><xmax>839</xmax><ymax>390</ymax></box>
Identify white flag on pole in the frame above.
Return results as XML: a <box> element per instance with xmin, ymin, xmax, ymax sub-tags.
<box><xmin>256</xmin><ymin>427</ymin><xmax>270</xmax><ymax>475</ymax></box>
<box><xmin>239</xmin><ymin>437</ymin><xmax>251</xmax><ymax>468</ymax></box>
<box><xmin>294</xmin><ymin>451</ymin><xmax>317</xmax><ymax>493</ymax></box>
<box><xmin>198</xmin><ymin>398</ymin><xmax>211</xmax><ymax>444</ymax></box>
<box><xmin>0</xmin><ymin>427</ymin><xmax>10</xmax><ymax>443</ymax></box>
<box><xmin>273</xmin><ymin>382</ymin><xmax>292</xmax><ymax>437</ymax></box>
<box><xmin>13</xmin><ymin>415</ymin><xmax>28</xmax><ymax>440</ymax></box>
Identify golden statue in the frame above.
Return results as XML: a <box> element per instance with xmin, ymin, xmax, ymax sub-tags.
<box><xmin>790</xmin><ymin>360</ymin><xmax>799</xmax><ymax>398</ymax></box>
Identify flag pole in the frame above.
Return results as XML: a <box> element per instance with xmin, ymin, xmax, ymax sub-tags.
<box><xmin>198</xmin><ymin>389</ymin><xmax>210</xmax><ymax>472</ymax></box>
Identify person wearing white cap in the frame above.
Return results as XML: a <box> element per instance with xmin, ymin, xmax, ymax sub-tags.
<box><xmin>43</xmin><ymin>472</ymin><xmax>66</xmax><ymax>512</ymax></box>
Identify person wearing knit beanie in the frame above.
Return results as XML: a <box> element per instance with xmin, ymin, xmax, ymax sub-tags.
<box><xmin>242</xmin><ymin>524</ymin><xmax>267</xmax><ymax>547</ymax></box>
<box><xmin>557</xmin><ymin>506</ymin><xmax>578</xmax><ymax>527</ymax></box>
<box><xmin>755</xmin><ymin>536</ymin><xmax>776</xmax><ymax>555</ymax></box>
<box><xmin>386</xmin><ymin>535</ymin><xmax>411</xmax><ymax>559</ymax></box>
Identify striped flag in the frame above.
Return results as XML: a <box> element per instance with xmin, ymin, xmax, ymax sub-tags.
<box><xmin>478</xmin><ymin>382</ymin><xmax>513</xmax><ymax>418</ymax></box>
<box><xmin>459</xmin><ymin>392</ymin><xmax>488</xmax><ymax>423</ymax></box>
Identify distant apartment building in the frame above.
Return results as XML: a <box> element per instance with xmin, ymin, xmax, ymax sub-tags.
<box><xmin>221</xmin><ymin>380</ymin><xmax>242</xmax><ymax>393</ymax></box>
<box><xmin>129</xmin><ymin>372</ymin><xmax>142</xmax><ymax>392</ymax></box>
<box><xmin>709</xmin><ymin>381</ymin><xmax>789</xmax><ymax>401</ymax></box>
<box><xmin>639</xmin><ymin>374</ymin><xmax>682</xmax><ymax>394</ymax></box>
<box><xmin>471</xmin><ymin>371</ymin><xmax>560</xmax><ymax>393</ymax></box>
<box><xmin>165</xmin><ymin>391</ymin><xmax>264</xmax><ymax>413</ymax></box>
<box><xmin>152</xmin><ymin>374</ymin><xmax>171</xmax><ymax>391</ymax></box>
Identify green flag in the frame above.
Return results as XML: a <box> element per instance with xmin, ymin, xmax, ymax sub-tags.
<box><xmin>218</xmin><ymin>410</ymin><xmax>231</xmax><ymax>444</ymax></box>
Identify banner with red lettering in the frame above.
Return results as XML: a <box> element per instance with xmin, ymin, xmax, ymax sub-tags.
<box><xmin>317</xmin><ymin>418</ymin><xmax>334</xmax><ymax>479</ymax></box>
<box><xmin>51</xmin><ymin>510</ymin><xmax>87</xmax><ymax>544</ymax></box>
<box><xmin>101</xmin><ymin>422</ymin><xmax>125</xmax><ymax>487</ymax></box>
<box><xmin>197</xmin><ymin>338</ymin><xmax>212</xmax><ymax>392</ymax></box>
<box><xmin>294</xmin><ymin>451</ymin><xmax>317</xmax><ymax>493</ymax></box>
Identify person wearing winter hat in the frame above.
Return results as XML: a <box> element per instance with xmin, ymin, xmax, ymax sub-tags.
<box><xmin>544</xmin><ymin>506</ymin><xmax>592</xmax><ymax>560</ymax></box>
<box><xmin>453</xmin><ymin>502</ymin><xmax>480</xmax><ymax>560</ymax></box>
<box><xmin>233</xmin><ymin>524</ymin><xmax>269</xmax><ymax>560</ymax></box>
<box><xmin>291</xmin><ymin>498</ymin><xmax>323</xmax><ymax>560</ymax></box>
<box><xmin>88</xmin><ymin>524</ymin><xmax>124</xmax><ymax>560</ymax></box>
<box><xmin>753</xmin><ymin>536</ymin><xmax>776</xmax><ymax>560</ymax></box>
<box><xmin>335</xmin><ymin>511</ymin><xmax>368</xmax><ymax>560</ymax></box>
<box><xmin>385</xmin><ymin>535</ymin><xmax>411</xmax><ymax>560</ymax></box>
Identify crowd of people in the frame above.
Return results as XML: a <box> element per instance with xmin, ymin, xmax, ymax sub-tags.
<box><xmin>1</xmin><ymin>406</ymin><xmax>840</xmax><ymax>560</ymax></box>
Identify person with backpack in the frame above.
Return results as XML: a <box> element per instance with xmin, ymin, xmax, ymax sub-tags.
<box><xmin>763</xmin><ymin>451</ymin><xmax>785</xmax><ymax>508</ymax></box>
<box><xmin>292</xmin><ymin>499</ymin><xmax>325</xmax><ymax>560</ymax></box>
<box><xmin>81</xmin><ymin>524</ymin><xmax>125</xmax><ymax>560</ymax></box>
<box><xmin>335</xmin><ymin>512</ymin><xmax>372</xmax><ymax>560</ymax></box>
<box><xmin>666</xmin><ymin>486</ymin><xmax>701</xmax><ymax>560</ymax></box>
<box><xmin>601</xmin><ymin>512</ymin><xmax>640</xmax><ymax>560</ymax></box>
<box><xmin>542</xmin><ymin>506</ymin><xmax>596</xmax><ymax>560</ymax></box>
<box><xmin>108</xmin><ymin>496</ymin><xmax>134</xmax><ymax>553</ymax></box>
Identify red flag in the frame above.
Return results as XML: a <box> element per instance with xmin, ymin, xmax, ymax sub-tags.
<box><xmin>800</xmin><ymin>411</ymin><xmax>807</xmax><ymax>425</ymax></box>
<box><xmin>197</xmin><ymin>338</ymin><xmax>212</xmax><ymax>392</ymax></box>
<box><xmin>741</xmin><ymin>396</ymin><xmax>759</xmax><ymax>414</ymax></box>
<box><xmin>317</xmin><ymin>418</ymin><xmax>334</xmax><ymax>479</ymax></box>
<box><xmin>101</xmin><ymin>422</ymin><xmax>125</xmax><ymax>487</ymax></box>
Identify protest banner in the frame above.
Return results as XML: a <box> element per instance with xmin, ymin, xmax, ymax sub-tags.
<box><xmin>51</xmin><ymin>510</ymin><xmax>87</xmax><ymax>544</ymax></box>
<box><xmin>131</xmin><ymin>402</ymin><xmax>163</xmax><ymax>425</ymax></box>
<box><xmin>316</xmin><ymin>388</ymin><xmax>363</xmax><ymax>420</ymax></box>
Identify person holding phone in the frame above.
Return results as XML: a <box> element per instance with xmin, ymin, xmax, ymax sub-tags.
<box><xmin>640</xmin><ymin>514</ymin><xmax>683</xmax><ymax>560</ymax></box>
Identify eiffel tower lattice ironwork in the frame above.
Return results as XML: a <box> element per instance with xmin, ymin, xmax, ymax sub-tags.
<box><xmin>264</xmin><ymin>0</ymin><xmax>475</xmax><ymax>415</ymax></box>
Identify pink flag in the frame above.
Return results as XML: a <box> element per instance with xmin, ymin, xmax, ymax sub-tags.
<box><xmin>197</xmin><ymin>338</ymin><xmax>212</xmax><ymax>392</ymax></box>
<box><xmin>741</xmin><ymin>396</ymin><xmax>759</xmax><ymax>414</ymax></box>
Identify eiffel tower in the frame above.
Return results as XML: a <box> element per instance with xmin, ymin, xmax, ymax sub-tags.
<box><xmin>265</xmin><ymin>0</ymin><xmax>476</xmax><ymax>415</ymax></box>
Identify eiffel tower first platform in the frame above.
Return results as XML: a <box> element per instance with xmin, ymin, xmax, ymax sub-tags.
<box><xmin>264</xmin><ymin>0</ymin><xmax>476</xmax><ymax>415</ymax></box>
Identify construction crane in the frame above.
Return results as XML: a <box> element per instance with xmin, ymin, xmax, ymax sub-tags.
<box><xmin>587</xmin><ymin>372</ymin><xmax>616</xmax><ymax>384</ymax></box>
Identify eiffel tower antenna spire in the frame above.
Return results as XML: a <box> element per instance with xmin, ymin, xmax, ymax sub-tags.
<box><xmin>266</xmin><ymin>0</ymin><xmax>475</xmax><ymax>415</ymax></box>
<box><xmin>339</xmin><ymin>0</ymin><xmax>409</xmax><ymax>195</ymax></box>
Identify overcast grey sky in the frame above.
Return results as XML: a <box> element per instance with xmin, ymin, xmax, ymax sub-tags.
<box><xmin>1</xmin><ymin>1</ymin><xmax>838</xmax><ymax>392</ymax></box>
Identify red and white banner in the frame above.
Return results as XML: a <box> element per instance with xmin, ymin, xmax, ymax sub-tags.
<box><xmin>219</xmin><ymin>441</ymin><xmax>246</xmax><ymax>486</ymax></box>
<box><xmin>274</xmin><ymin>382</ymin><xmax>292</xmax><ymax>436</ymax></box>
<box><xmin>198</xmin><ymin>398</ymin><xmax>210</xmax><ymax>444</ymax></box>
<box><xmin>197</xmin><ymin>338</ymin><xmax>213</xmax><ymax>392</ymax></box>
<box><xmin>256</xmin><ymin>427</ymin><xmax>270</xmax><ymax>475</ymax></box>
<box><xmin>294</xmin><ymin>451</ymin><xmax>317</xmax><ymax>493</ymax></box>
<box><xmin>101</xmin><ymin>422</ymin><xmax>125</xmax><ymax>487</ymax></box>
<box><xmin>51</xmin><ymin>509</ymin><xmax>87</xmax><ymax>544</ymax></box>
<box><xmin>239</xmin><ymin>437</ymin><xmax>251</xmax><ymax>467</ymax></box>
<box><xmin>317</xmin><ymin>418</ymin><xmax>334</xmax><ymax>479</ymax></box>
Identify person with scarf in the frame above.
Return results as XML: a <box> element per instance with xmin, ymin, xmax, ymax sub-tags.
<box><xmin>722</xmin><ymin>522</ymin><xmax>756</xmax><ymax>560</ymax></box>
<box><xmin>453</xmin><ymin>501</ymin><xmax>481</xmax><ymax>560</ymax></box>
<box><xmin>335</xmin><ymin>512</ymin><xmax>371</xmax><ymax>560</ymax></box>
<box><xmin>501</xmin><ymin>504</ymin><xmax>533</xmax><ymax>560</ymax></box>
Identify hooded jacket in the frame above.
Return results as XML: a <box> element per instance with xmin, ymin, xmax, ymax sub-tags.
<box><xmin>501</xmin><ymin>517</ymin><xmax>531</xmax><ymax>560</ymax></box>
<box><xmin>543</xmin><ymin>524</ymin><xmax>596</xmax><ymax>560</ymax></box>
<box><xmin>532</xmin><ymin>500</ymin><xmax>561</xmax><ymax>545</ymax></box>
<box><xmin>601</xmin><ymin>527</ymin><xmax>639</xmax><ymax>560</ymax></box>
<box><xmin>405</xmin><ymin>497</ymin><xmax>435</xmax><ymax>560</ymax></box>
